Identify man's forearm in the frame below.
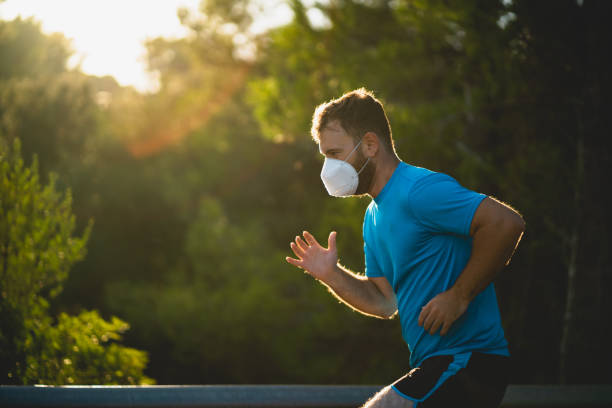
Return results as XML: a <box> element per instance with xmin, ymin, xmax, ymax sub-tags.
<box><xmin>318</xmin><ymin>264</ymin><xmax>397</xmax><ymax>319</ymax></box>
<box><xmin>452</xmin><ymin>214</ymin><xmax>525</xmax><ymax>303</ymax></box>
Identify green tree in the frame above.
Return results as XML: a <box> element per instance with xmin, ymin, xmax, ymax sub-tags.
<box><xmin>0</xmin><ymin>138</ymin><xmax>152</xmax><ymax>384</ymax></box>
<box><xmin>0</xmin><ymin>17</ymin><xmax>70</xmax><ymax>81</ymax></box>
<box><xmin>0</xmin><ymin>18</ymin><xmax>100</xmax><ymax>180</ymax></box>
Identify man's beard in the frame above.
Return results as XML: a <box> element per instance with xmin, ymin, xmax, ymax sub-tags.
<box><xmin>354</xmin><ymin>150</ymin><xmax>376</xmax><ymax>196</ymax></box>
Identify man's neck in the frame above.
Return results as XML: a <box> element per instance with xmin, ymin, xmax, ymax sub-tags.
<box><xmin>369</xmin><ymin>154</ymin><xmax>401</xmax><ymax>198</ymax></box>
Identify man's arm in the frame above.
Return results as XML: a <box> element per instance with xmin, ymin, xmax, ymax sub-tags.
<box><xmin>418</xmin><ymin>196</ymin><xmax>525</xmax><ymax>336</ymax></box>
<box><xmin>286</xmin><ymin>231</ymin><xmax>397</xmax><ymax>319</ymax></box>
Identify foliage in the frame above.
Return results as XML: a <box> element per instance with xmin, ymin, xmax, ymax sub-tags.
<box><xmin>0</xmin><ymin>139</ymin><xmax>88</xmax><ymax>310</ymax></box>
<box><xmin>0</xmin><ymin>17</ymin><xmax>71</xmax><ymax>80</ymax></box>
<box><xmin>21</xmin><ymin>310</ymin><xmax>152</xmax><ymax>385</ymax></box>
<box><xmin>0</xmin><ymin>138</ymin><xmax>151</xmax><ymax>384</ymax></box>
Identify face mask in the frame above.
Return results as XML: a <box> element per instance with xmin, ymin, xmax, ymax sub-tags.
<box><xmin>320</xmin><ymin>139</ymin><xmax>370</xmax><ymax>197</ymax></box>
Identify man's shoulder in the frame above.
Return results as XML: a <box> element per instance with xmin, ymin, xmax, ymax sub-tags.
<box><xmin>363</xmin><ymin>163</ymin><xmax>433</xmax><ymax>219</ymax></box>
<box><xmin>385</xmin><ymin>162</ymin><xmax>443</xmax><ymax>202</ymax></box>
<box><xmin>391</xmin><ymin>164</ymin><xmax>477</xmax><ymax>217</ymax></box>
<box><xmin>395</xmin><ymin>162</ymin><xmax>439</xmax><ymax>186</ymax></box>
<box><xmin>401</xmin><ymin>164</ymin><xmax>467</xmax><ymax>197</ymax></box>
<box><xmin>402</xmin><ymin>162</ymin><xmax>458</xmax><ymax>181</ymax></box>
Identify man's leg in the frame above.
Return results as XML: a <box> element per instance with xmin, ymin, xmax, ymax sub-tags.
<box><xmin>362</xmin><ymin>386</ymin><xmax>414</xmax><ymax>408</ymax></box>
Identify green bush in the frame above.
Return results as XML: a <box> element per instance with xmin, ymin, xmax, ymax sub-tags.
<box><xmin>0</xmin><ymin>138</ymin><xmax>152</xmax><ymax>384</ymax></box>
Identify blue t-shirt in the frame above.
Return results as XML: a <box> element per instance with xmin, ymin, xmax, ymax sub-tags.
<box><xmin>363</xmin><ymin>162</ymin><xmax>509</xmax><ymax>368</ymax></box>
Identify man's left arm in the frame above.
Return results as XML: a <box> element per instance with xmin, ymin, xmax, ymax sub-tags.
<box><xmin>418</xmin><ymin>196</ymin><xmax>526</xmax><ymax>336</ymax></box>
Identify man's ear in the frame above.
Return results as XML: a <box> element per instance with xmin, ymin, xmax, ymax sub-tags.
<box><xmin>362</xmin><ymin>131</ymin><xmax>380</xmax><ymax>158</ymax></box>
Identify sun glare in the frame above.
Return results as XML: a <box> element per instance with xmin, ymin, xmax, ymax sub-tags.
<box><xmin>0</xmin><ymin>0</ymin><xmax>201</xmax><ymax>93</ymax></box>
<box><xmin>0</xmin><ymin>0</ymin><xmax>311</xmax><ymax>93</ymax></box>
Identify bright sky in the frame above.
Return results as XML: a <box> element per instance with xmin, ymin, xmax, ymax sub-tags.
<box><xmin>0</xmin><ymin>0</ymin><xmax>294</xmax><ymax>93</ymax></box>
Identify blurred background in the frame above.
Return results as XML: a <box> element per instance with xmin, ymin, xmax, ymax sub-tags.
<box><xmin>0</xmin><ymin>0</ymin><xmax>610</xmax><ymax>387</ymax></box>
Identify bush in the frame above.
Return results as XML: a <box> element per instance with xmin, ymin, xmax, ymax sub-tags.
<box><xmin>0</xmin><ymin>137</ymin><xmax>152</xmax><ymax>384</ymax></box>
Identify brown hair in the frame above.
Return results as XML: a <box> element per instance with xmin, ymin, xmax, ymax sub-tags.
<box><xmin>311</xmin><ymin>88</ymin><xmax>394</xmax><ymax>152</ymax></box>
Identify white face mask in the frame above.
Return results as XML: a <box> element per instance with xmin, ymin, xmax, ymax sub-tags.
<box><xmin>320</xmin><ymin>139</ymin><xmax>370</xmax><ymax>197</ymax></box>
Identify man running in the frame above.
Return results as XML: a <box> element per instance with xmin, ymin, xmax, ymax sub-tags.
<box><xmin>286</xmin><ymin>88</ymin><xmax>525</xmax><ymax>407</ymax></box>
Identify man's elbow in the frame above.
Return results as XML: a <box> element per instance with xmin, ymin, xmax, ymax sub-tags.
<box><xmin>380</xmin><ymin>302</ymin><xmax>398</xmax><ymax>320</ymax></box>
<box><xmin>371</xmin><ymin>298</ymin><xmax>398</xmax><ymax>320</ymax></box>
<box><xmin>385</xmin><ymin>309</ymin><xmax>399</xmax><ymax>320</ymax></box>
<box><xmin>375</xmin><ymin>308</ymin><xmax>397</xmax><ymax>320</ymax></box>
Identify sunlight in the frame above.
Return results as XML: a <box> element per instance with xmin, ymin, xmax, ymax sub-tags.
<box><xmin>0</xmin><ymin>0</ymin><xmax>320</xmax><ymax>156</ymax></box>
<box><xmin>127</xmin><ymin>65</ymin><xmax>251</xmax><ymax>158</ymax></box>
<box><xmin>0</xmin><ymin>0</ymin><xmax>299</xmax><ymax>93</ymax></box>
<box><xmin>0</xmin><ymin>0</ymin><xmax>200</xmax><ymax>93</ymax></box>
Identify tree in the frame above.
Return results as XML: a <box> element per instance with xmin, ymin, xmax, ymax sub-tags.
<box><xmin>0</xmin><ymin>137</ymin><xmax>152</xmax><ymax>384</ymax></box>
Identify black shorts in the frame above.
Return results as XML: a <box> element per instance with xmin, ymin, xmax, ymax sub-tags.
<box><xmin>391</xmin><ymin>351</ymin><xmax>510</xmax><ymax>408</ymax></box>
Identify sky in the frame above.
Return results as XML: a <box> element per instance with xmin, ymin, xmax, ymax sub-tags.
<box><xmin>0</xmin><ymin>0</ymin><xmax>294</xmax><ymax>93</ymax></box>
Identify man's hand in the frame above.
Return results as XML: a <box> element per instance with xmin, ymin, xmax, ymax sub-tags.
<box><xmin>418</xmin><ymin>288</ymin><xmax>470</xmax><ymax>336</ymax></box>
<box><xmin>286</xmin><ymin>231</ymin><xmax>338</xmax><ymax>281</ymax></box>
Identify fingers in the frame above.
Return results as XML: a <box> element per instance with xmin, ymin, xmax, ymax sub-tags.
<box><xmin>287</xmin><ymin>233</ymin><xmax>313</xmax><ymax>269</ymax></box>
<box><xmin>295</xmin><ymin>236</ymin><xmax>308</xmax><ymax>252</ymax></box>
<box><xmin>418</xmin><ymin>304</ymin><xmax>429</xmax><ymax>327</ymax></box>
<box><xmin>418</xmin><ymin>291</ymin><xmax>467</xmax><ymax>336</ymax></box>
<box><xmin>423</xmin><ymin>314</ymin><xmax>438</xmax><ymax>334</ymax></box>
<box><xmin>285</xmin><ymin>256</ymin><xmax>303</xmax><ymax>268</ymax></box>
<box><xmin>290</xmin><ymin>241</ymin><xmax>305</xmax><ymax>258</ymax></box>
<box><xmin>419</xmin><ymin>308</ymin><xmax>450</xmax><ymax>336</ymax></box>
<box><xmin>421</xmin><ymin>308</ymin><xmax>434</xmax><ymax>333</ymax></box>
<box><xmin>302</xmin><ymin>231</ymin><xmax>321</xmax><ymax>248</ymax></box>
<box><xmin>287</xmin><ymin>231</ymin><xmax>336</xmax><ymax>275</ymax></box>
<box><xmin>429</xmin><ymin>319</ymin><xmax>443</xmax><ymax>336</ymax></box>
<box><xmin>418</xmin><ymin>304</ymin><xmax>441</xmax><ymax>335</ymax></box>
<box><xmin>440</xmin><ymin>321</ymin><xmax>451</xmax><ymax>336</ymax></box>
<box><xmin>328</xmin><ymin>231</ymin><xmax>337</xmax><ymax>251</ymax></box>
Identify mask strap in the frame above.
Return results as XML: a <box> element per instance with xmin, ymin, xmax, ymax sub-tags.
<box><xmin>357</xmin><ymin>157</ymin><xmax>370</xmax><ymax>175</ymax></box>
<box><xmin>345</xmin><ymin>138</ymin><xmax>369</xmax><ymax>175</ymax></box>
<box><xmin>343</xmin><ymin>138</ymin><xmax>363</xmax><ymax>162</ymax></box>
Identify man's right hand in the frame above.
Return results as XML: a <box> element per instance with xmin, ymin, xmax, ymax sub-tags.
<box><xmin>286</xmin><ymin>231</ymin><xmax>338</xmax><ymax>282</ymax></box>
<box><xmin>286</xmin><ymin>230</ymin><xmax>397</xmax><ymax>319</ymax></box>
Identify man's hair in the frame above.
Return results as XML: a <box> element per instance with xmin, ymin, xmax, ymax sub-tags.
<box><xmin>311</xmin><ymin>88</ymin><xmax>394</xmax><ymax>152</ymax></box>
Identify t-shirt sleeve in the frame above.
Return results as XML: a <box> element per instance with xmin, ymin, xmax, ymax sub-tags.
<box><xmin>407</xmin><ymin>172</ymin><xmax>486</xmax><ymax>237</ymax></box>
<box><xmin>364</xmin><ymin>239</ymin><xmax>384</xmax><ymax>278</ymax></box>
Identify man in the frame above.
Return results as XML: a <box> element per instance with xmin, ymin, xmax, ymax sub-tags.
<box><xmin>285</xmin><ymin>88</ymin><xmax>525</xmax><ymax>408</ymax></box>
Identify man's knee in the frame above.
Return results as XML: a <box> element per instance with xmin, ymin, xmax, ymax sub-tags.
<box><xmin>362</xmin><ymin>385</ymin><xmax>414</xmax><ymax>408</ymax></box>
